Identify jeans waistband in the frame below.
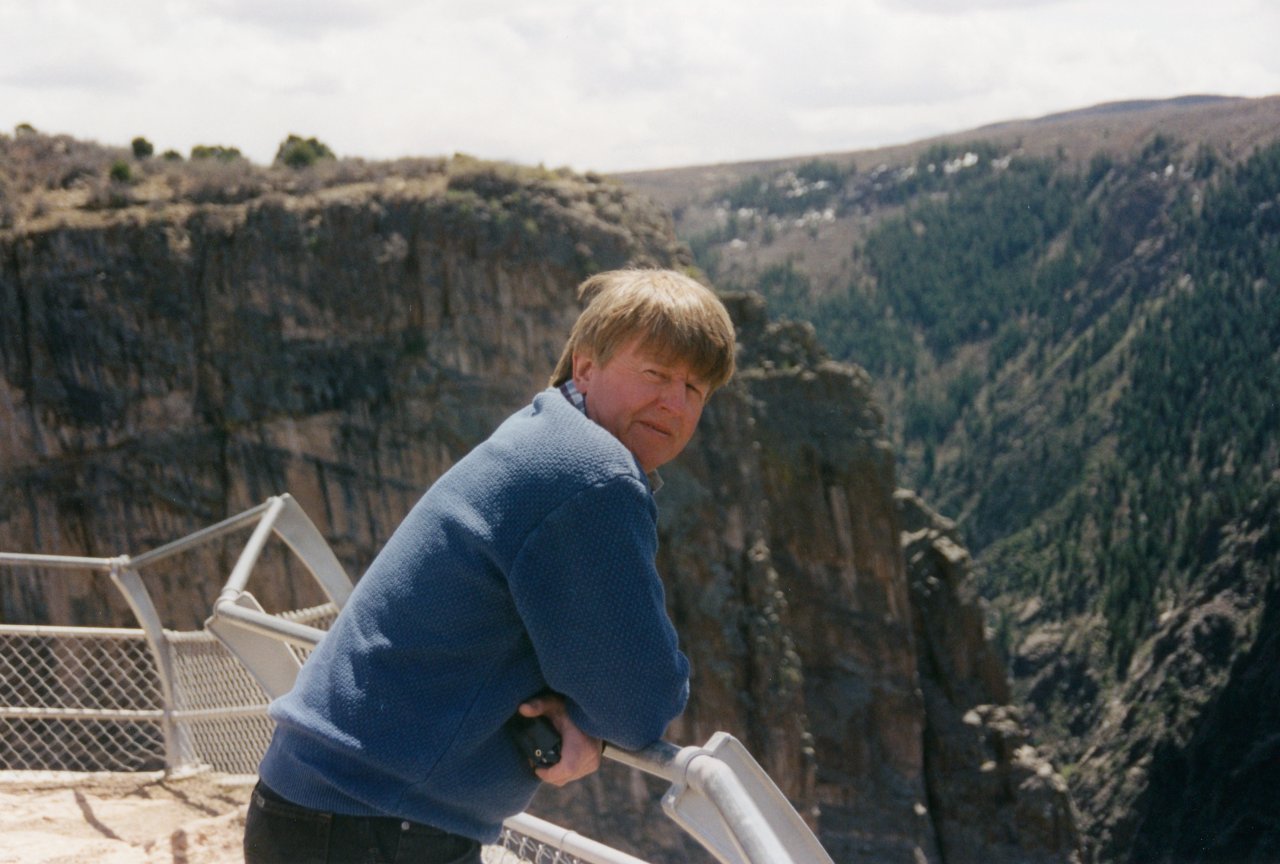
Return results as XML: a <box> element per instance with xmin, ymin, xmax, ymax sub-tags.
<box><xmin>252</xmin><ymin>780</ymin><xmax>449</xmax><ymax>836</ymax></box>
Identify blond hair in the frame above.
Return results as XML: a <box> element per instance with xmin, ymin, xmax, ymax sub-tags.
<box><xmin>549</xmin><ymin>269</ymin><xmax>736</xmax><ymax>391</ymax></box>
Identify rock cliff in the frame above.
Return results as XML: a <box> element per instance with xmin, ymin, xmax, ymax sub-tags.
<box><xmin>0</xmin><ymin>146</ymin><xmax>1078</xmax><ymax>862</ymax></box>
<box><xmin>898</xmin><ymin>490</ymin><xmax>1081</xmax><ymax>862</ymax></box>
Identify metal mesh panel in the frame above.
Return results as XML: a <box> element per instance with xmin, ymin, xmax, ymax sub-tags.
<box><xmin>0</xmin><ymin>610</ymin><xmax>628</xmax><ymax>861</ymax></box>
<box><xmin>0</xmin><ymin>605</ymin><xmax>339</xmax><ymax>775</ymax></box>
<box><xmin>0</xmin><ymin>715</ymin><xmax>165</xmax><ymax>772</ymax></box>
<box><xmin>166</xmin><ymin>602</ymin><xmax>339</xmax><ymax>774</ymax></box>
<box><xmin>185</xmin><ymin>710</ymin><xmax>277</xmax><ymax>775</ymax></box>
<box><xmin>486</xmin><ymin>827</ymin><xmax>592</xmax><ymax>864</ymax></box>
<box><xmin>0</xmin><ymin>627</ymin><xmax>160</xmax><ymax>710</ymax></box>
<box><xmin>0</xmin><ymin>626</ymin><xmax>165</xmax><ymax>771</ymax></box>
<box><xmin>280</xmin><ymin>603</ymin><xmax>339</xmax><ymax>663</ymax></box>
<box><xmin>167</xmin><ymin>630</ymin><xmax>274</xmax><ymax>774</ymax></box>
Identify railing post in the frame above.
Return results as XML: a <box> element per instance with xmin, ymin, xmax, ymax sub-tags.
<box><xmin>272</xmin><ymin>495</ymin><xmax>353</xmax><ymax>609</ymax></box>
<box><xmin>219</xmin><ymin>496</ymin><xmax>288</xmax><ymax>603</ymax></box>
<box><xmin>108</xmin><ymin>558</ymin><xmax>195</xmax><ymax>773</ymax></box>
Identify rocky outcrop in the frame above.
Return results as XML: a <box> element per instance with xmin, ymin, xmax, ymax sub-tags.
<box><xmin>1</xmin><ymin>152</ymin><xmax>1079</xmax><ymax>862</ymax></box>
<box><xmin>899</xmin><ymin>490</ymin><xmax>1080</xmax><ymax>863</ymax></box>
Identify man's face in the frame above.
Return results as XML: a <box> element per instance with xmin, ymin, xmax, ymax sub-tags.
<box><xmin>572</xmin><ymin>338</ymin><xmax>709</xmax><ymax>473</ymax></box>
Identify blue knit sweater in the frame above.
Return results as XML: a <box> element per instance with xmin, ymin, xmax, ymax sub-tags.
<box><xmin>258</xmin><ymin>389</ymin><xmax>691</xmax><ymax>842</ymax></box>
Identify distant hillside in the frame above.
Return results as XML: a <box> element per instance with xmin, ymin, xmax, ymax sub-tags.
<box><xmin>618</xmin><ymin>93</ymin><xmax>1280</xmax><ymax>212</ymax></box>
<box><xmin>1003</xmin><ymin>94</ymin><xmax>1235</xmax><ymax>123</ymax></box>
<box><xmin>618</xmin><ymin>93</ymin><xmax>1280</xmax><ymax>863</ymax></box>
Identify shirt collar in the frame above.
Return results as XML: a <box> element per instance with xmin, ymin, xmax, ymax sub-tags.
<box><xmin>558</xmin><ymin>380</ymin><xmax>587</xmax><ymax>414</ymax></box>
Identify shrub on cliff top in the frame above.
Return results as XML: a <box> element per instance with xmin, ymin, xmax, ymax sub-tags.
<box><xmin>131</xmin><ymin>137</ymin><xmax>154</xmax><ymax>160</ymax></box>
<box><xmin>109</xmin><ymin>160</ymin><xmax>132</xmax><ymax>183</ymax></box>
<box><xmin>275</xmin><ymin>134</ymin><xmax>335</xmax><ymax>169</ymax></box>
<box><xmin>191</xmin><ymin>144</ymin><xmax>244</xmax><ymax>162</ymax></box>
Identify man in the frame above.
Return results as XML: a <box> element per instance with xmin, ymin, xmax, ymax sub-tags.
<box><xmin>245</xmin><ymin>269</ymin><xmax>736</xmax><ymax>863</ymax></box>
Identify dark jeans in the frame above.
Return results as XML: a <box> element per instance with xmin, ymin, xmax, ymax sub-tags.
<box><xmin>244</xmin><ymin>781</ymin><xmax>482</xmax><ymax>864</ymax></box>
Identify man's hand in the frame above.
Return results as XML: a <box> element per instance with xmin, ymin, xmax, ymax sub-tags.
<box><xmin>518</xmin><ymin>695</ymin><xmax>602</xmax><ymax>787</ymax></box>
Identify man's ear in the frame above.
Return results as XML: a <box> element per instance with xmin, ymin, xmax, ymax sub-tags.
<box><xmin>571</xmin><ymin>352</ymin><xmax>595</xmax><ymax>393</ymax></box>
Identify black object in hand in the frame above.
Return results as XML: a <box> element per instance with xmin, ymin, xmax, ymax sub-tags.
<box><xmin>509</xmin><ymin>714</ymin><xmax>562</xmax><ymax>767</ymax></box>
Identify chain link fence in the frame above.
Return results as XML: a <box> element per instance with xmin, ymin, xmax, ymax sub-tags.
<box><xmin>0</xmin><ymin>624</ymin><xmax>166</xmax><ymax>772</ymax></box>
<box><xmin>486</xmin><ymin>828</ymin><xmax>592</xmax><ymax>864</ymax></box>
<box><xmin>168</xmin><ymin>603</ymin><xmax>337</xmax><ymax>774</ymax></box>
<box><xmin>0</xmin><ymin>605</ymin><xmax>339</xmax><ymax>775</ymax></box>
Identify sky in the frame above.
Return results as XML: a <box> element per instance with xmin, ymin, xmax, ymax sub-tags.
<box><xmin>2</xmin><ymin>0</ymin><xmax>1279</xmax><ymax>174</ymax></box>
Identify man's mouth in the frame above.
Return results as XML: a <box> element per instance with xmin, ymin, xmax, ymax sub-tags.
<box><xmin>636</xmin><ymin>420</ymin><xmax>672</xmax><ymax>438</ymax></box>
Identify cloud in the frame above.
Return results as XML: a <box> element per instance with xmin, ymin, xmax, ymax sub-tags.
<box><xmin>1</xmin><ymin>0</ymin><xmax>1278</xmax><ymax>172</ymax></box>
<box><xmin>884</xmin><ymin>0</ymin><xmax>1072</xmax><ymax>12</ymax></box>
<box><xmin>1</xmin><ymin>55</ymin><xmax>144</xmax><ymax>93</ymax></box>
<box><xmin>196</xmin><ymin>0</ymin><xmax>399</xmax><ymax>39</ymax></box>
<box><xmin>0</xmin><ymin>5</ymin><xmax>147</xmax><ymax>94</ymax></box>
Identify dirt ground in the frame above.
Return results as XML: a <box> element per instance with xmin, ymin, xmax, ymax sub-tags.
<box><xmin>0</xmin><ymin>770</ymin><xmax>255</xmax><ymax>864</ymax></box>
<box><xmin>0</xmin><ymin>772</ymin><xmax>537</xmax><ymax>864</ymax></box>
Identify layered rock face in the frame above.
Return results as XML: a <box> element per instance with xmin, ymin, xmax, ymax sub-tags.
<box><xmin>0</xmin><ymin>163</ymin><xmax>1077</xmax><ymax>862</ymax></box>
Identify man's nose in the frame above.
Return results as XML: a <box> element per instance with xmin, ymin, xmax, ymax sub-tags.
<box><xmin>658</xmin><ymin>380</ymin><xmax>687</xmax><ymax>412</ymax></box>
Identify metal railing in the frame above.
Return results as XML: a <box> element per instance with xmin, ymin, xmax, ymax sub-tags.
<box><xmin>2</xmin><ymin>494</ymin><xmax>833</xmax><ymax>864</ymax></box>
<box><xmin>0</xmin><ymin>499</ymin><xmax>335</xmax><ymax>776</ymax></box>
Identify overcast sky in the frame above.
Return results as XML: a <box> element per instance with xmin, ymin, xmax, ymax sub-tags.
<box><xmin>3</xmin><ymin>0</ymin><xmax>1278</xmax><ymax>173</ymax></box>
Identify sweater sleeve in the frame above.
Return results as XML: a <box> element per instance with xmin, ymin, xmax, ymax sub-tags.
<box><xmin>506</xmin><ymin>474</ymin><xmax>690</xmax><ymax>750</ymax></box>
